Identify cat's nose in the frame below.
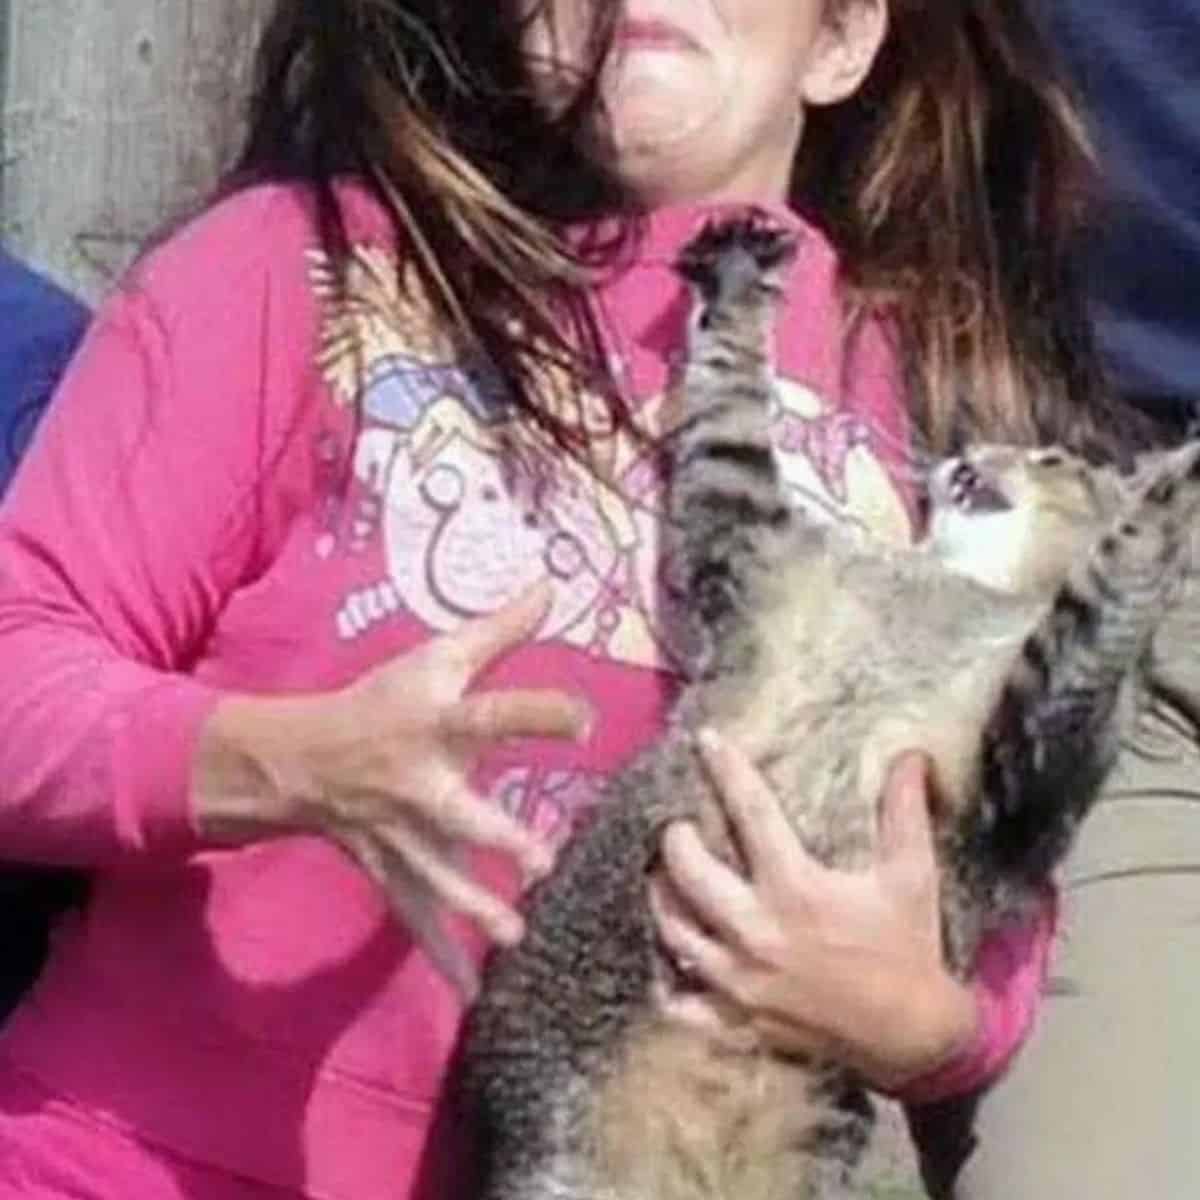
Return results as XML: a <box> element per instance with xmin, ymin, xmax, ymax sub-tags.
<box><xmin>927</xmin><ymin>457</ymin><xmax>963</xmax><ymax>504</ymax></box>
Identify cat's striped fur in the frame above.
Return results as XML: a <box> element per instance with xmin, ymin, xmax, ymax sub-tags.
<box><xmin>460</xmin><ymin>215</ymin><xmax>1200</xmax><ymax>1200</ymax></box>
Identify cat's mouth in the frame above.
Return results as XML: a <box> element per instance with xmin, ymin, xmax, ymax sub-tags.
<box><xmin>936</xmin><ymin>459</ymin><xmax>1014</xmax><ymax>515</ymax></box>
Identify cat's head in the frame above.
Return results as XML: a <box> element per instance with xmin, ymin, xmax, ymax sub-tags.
<box><xmin>922</xmin><ymin>444</ymin><xmax>1124</xmax><ymax>594</ymax></box>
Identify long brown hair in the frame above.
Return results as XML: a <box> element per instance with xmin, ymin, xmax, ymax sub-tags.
<box><xmin>229</xmin><ymin>0</ymin><xmax>1142</xmax><ymax>458</ymax></box>
<box><xmin>231</xmin><ymin>0</ymin><xmax>631</xmax><ymax>452</ymax></box>
<box><xmin>799</xmin><ymin>0</ymin><xmax>1141</xmax><ymax>455</ymax></box>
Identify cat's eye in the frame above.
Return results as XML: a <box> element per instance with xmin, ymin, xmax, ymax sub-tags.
<box><xmin>1033</xmin><ymin>449</ymin><xmax>1066</xmax><ymax>468</ymax></box>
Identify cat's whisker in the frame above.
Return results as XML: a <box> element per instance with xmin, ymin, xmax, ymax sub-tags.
<box><xmin>1068</xmin><ymin>863</ymin><xmax>1200</xmax><ymax>890</ymax></box>
<box><xmin>1100</xmin><ymin>786</ymin><xmax>1200</xmax><ymax>806</ymax></box>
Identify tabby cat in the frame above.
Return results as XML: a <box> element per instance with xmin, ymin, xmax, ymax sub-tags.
<box><xmin>460</xmin><ymin>215</ymin><xmax>1200</xmax><ymax>1200</ymax></box>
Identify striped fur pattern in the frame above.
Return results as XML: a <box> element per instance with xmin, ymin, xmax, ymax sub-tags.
<box><xmin>460</xmin><ymin>215</ymin><xmax>1200</xmax><ymax>1200</ymax></box>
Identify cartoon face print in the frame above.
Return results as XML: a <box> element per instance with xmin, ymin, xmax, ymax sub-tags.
<box><xmin>770</xmin><ymin>378</ymin><xmax>912</xmax><ymax>545</ymax></box>
<box><xmin>491</xmin><ymin>764</ymin><xmax>610</xmax><ymax>844</ymax></box>
<box><xmin>312</xmin><ymin>246</ymin><xmax>673</xmax><ymax>666</ymax></box>
<box><xmin>351</xmin><ymin>396</ymin><xmax>636</xmax><ymax>643</ymax></box>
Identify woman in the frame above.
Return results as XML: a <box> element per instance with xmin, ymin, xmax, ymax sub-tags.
<box><xmin>0</xmin><ymin>1</ymin><xmax>1138</xmax><ymax>1196</ymax></box>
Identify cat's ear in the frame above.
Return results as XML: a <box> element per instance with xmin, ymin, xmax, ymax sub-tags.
<box><xmin>1085</xmin><ymin>459</ymin><xmax>1134</xmax><ymax>514</ymax></box>
<box><xmin>1120</xmin><ymin>440</ymin><xmax>1200</xmax><ymax>500</ymax></box>
<box><xmin>1152</xmin><ymin>440</ymin><xmax>1200</xmax><ymax>486</ymax></box>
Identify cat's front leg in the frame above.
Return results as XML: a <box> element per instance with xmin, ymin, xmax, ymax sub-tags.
<box><xmin>967</xmin><ymin>440</ymin><xmax>1200</xmax><ymax>886</ymax></box>
<box><xmin>665</xmin><ymin>216</ymin><xmax>805</xmax><ymax>672</ymax></box>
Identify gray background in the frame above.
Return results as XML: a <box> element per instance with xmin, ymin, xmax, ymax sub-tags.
<box><xmin>0</xmin><ymin>0</ymin><xmax>265</xmax><ymax>300</ymax></box>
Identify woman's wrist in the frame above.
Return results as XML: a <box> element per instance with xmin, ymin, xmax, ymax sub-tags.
<box><xmin>190</xmin><ymin>692</ymin><xmax>326</xmax><ymax>842</ymax></box>
<box><xmin>913</xmin><ymin>970</ymin><xmax>979</xmax><ymax>1078</ymax></box>
<box><xmin>871</xmin><ymin>968</ymin><xmax>979</xmax><ymax>1096</ymax></box>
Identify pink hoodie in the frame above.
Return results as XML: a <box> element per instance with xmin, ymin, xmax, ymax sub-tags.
<box><xmin>0</xmin><ymin>185</ymin><xmax>1051</xmax><ymax>1198</ymax></box>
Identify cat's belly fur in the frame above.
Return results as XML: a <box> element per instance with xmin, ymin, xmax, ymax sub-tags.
<box><xmin>702</xmin><ymin>548</ymin><xmax>1037</xmax><ymax>884</ymax></box>
<box><xmin>589</xmin><ymin>1020</ymin><xmax>833</xmax><ymax>1200</ymax></box>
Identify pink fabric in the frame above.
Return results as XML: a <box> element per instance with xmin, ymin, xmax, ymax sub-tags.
<box><xmin>0</xmin><ymin>183</ymin><xmax>1052</xmax><ymax>1197</ymax></box>
<box><xmin>0</xmin><ymin>1063</ymin><xmax>296</xmax><ymax>1199</ymax></box>
<box><xmin>896</xmin><ymin>886</ymin><xmax>1061</xmax><ymax>1106</ymax></box>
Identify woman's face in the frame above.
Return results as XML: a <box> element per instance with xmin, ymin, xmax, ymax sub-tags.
<box><xmin>524</xmin><ymin>0</ymin><xmax>887</xmax><ymax>206</ymax></box>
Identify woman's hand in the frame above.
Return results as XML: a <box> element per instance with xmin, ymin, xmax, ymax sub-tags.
<box><xmin>650</xmin><ymin>733</ymin><xmax>977</xmax><ymax>1091</ymax></box>
<box><xmin>193</xmin><ymin>580</ymin><xmax>591</xmax><ymax>997</ymax></box>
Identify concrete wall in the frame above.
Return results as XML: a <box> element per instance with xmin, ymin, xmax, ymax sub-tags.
<box><xmin>0</xmin><ymin>0</ymin><xmax>267</xmax><ymax>300</ymax></box>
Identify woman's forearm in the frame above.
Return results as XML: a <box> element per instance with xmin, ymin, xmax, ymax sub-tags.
<box><xmin>0</xmin><ymin>630</ymin><xmax>221</xmax><ymax>865</ymax></box>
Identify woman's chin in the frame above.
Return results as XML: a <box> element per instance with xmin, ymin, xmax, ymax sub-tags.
<box><xmin>606</xmin><ymin>59</ymin><xmax>728</xmax><ymax>143</ymax></box>
<box><xmin>608</xmin><ymin>113</ymin><xmax>722</xmax><ymax>199</ymax></box>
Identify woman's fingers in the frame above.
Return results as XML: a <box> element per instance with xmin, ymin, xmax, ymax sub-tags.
<box><xmin>375</xmin><ymin>813</ymin><xmax>527</xmax><ymax>946</ymax></box>
<box><xmin>878</xmin><ymin>751</ymin><xmax>937</xmax><ymax>885</ymax></box>
<box><xmin>696</xmin><ymin>729</ymin><xmax>818</xmax><ymax>884</ymax></box>
<box><xmin>658</xmin><ymin>822</ymin><xmax>765</xmax><ymax>953</ymax></box>
<box><xmin>646</xmin><ymin>740</ymin><xmax>965</xmax><ymax>1087</ymax></box>
<box><xmin>652</xmin><ymin>986</ymin><xmax>731</xmax><ymax>1035</ymax></box>
<box><xmin>416</xmin><ymin>767</ymin><xmax>556</xmax><ymax>881</ymax></box>
<box><xmin>749</xmin><ymin>1010</ymin><xmax>831</xmax><ymax>1062</ymax></box>
<box><xmin>648</xmin><ymin>876</ymin><xmax>738</xmax><ymax>988</ymax></box>
<box><xmin>332</xmin><ymin>827</ymin><xmax>480</xmax><ymax>999</ymax></box>
<box><xmin>442</xmin><ymin>688</ymin><xmax>592</xmax><ymax>746</ymax></box>
<box><xmin>444</xmin><ymin>580</ymin><xmax>553</xmax><ymax>677</ymax></box>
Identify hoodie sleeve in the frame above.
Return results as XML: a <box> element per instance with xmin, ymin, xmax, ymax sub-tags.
<box><xmin>895</xmin><ymin>885</ymin><xmax>1060</xmax><ymax>1105</ymax></box>
<box><xmin>0</xmin><ymin>190</ymin><xmax>324</xmax><ymax>866</ymax></box>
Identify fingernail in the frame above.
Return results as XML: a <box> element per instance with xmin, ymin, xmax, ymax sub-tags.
<box><xmin>697</xmin><ymin>727</ymin><xmax>721</xmax><ymax>753</ymax></box>
<box><xmin>897</xmin><ymin>751</ymin><xmax>927</xmax><ymax>793</ymax></box>
<box><xmin>496</xmin><ymin>913</ymin><xmax>525</xmax><ymax>945</ymax></box>
<box><xmin>664</xmin><ymin>821</ymin><xmax>699</xmax><ymax>859</ymax></box>
<box><xmin>525</xmin><ymin>840</ymin><xmax>556</xmax><ymax>881</ymax></box>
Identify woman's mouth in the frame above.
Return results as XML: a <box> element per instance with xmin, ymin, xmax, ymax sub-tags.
<box><xmin>613</xmin><ymin>18</ymin><xmax>700</xmax><ymax>54</ymax></box>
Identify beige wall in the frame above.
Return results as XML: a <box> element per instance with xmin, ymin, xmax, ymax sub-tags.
<box><xmin>0</xmin><ymin>0</ymin><xmax>267</xmax><ymax>301</ymax></box>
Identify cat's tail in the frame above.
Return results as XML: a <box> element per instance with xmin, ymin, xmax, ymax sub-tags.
<box><xmin>973</xmin><ymin>440</ymin><xmax>1200</xmax><ymax>880</ymax></box>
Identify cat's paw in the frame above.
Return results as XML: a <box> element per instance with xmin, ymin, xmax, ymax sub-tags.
<box><xmin>675</xmin><ymin>211</ymin><xmax>798</xmax><ymax>305</ymax></box>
